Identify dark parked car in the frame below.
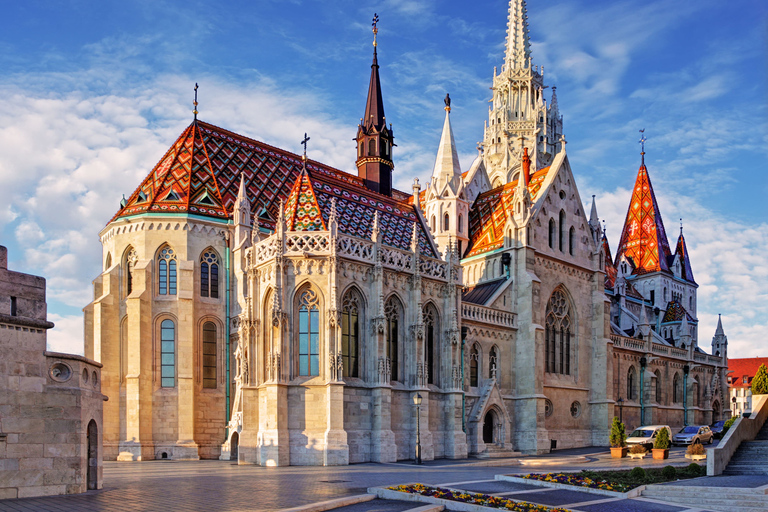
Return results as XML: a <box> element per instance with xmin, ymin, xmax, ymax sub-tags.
<box><xmin>711</xmin><ymin>420</ymin><xmax>726</xmax><ymax>438</ymax></box>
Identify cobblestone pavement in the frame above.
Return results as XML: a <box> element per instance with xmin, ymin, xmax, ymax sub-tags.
<box><xmin>0</xmin><ymin>446</ymin><xmax>719</xmax><ymax>512</ymax></box>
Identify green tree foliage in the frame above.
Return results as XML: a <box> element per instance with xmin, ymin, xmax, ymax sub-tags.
<box><xmin>722</xmin><ymin>416</ymin><xmax>737</xmax><ymax>436</ymax></box>
<box><xmin>654</xmin><ymin>427</ymin><xmax>671</xmax><ymax>450</ymax></box>
<box><xmin>752</xmin><ymin>364</ymin><xmax>768</xmax><ymax>395</ymax></box>
<box><xmin>609</xmin><ymin>416</ymin><xmax>626</xmax><ymax>448</ymax></box>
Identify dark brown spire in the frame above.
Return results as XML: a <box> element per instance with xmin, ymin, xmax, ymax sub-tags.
<box><xmin>356</xmin><ymin>13</ymin><xmax>394</xmax><ymax>197</ymax></box>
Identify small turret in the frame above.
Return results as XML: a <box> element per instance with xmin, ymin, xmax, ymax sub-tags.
<box><xmin>712</xmin><ymin>314</ymin><xmax>728</xmax><ymax>358</ymax></box>
<box><xmin>233</xmin><ymin>174</ymin><xmax>251</xmax><ymax>246</ymax></box>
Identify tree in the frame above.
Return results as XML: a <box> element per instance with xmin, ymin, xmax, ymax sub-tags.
<box><xmin>654</xmin><ymin>427</ymin><xmax>671</xmax><ymax>450</ymax></box>
<box><xmin>751</xmin><ymin>364</ymin><xmax>768</xmax><ymax>395</ymax></box>
<box><xmin>609</xmin><ymin>416</ymin><xmax>626</xmax><ymax>448</ymax></box>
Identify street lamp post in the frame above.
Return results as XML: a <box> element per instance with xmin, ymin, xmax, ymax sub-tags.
<box><xmin>617</xmin><ymin>397</ymin><xmax>624</xmax><ymax>424</ymax></box>
<box><xmin>413</xmin><ymin>393</ymin><xmax>423</xmax><ymax>465</ymax></box>
<box><xmin>732</xmin><ymin>396</ymin><xmax>737</xmax><ymax>417</ymax></box>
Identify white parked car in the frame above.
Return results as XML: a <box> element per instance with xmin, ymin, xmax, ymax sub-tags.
<box><xmin>626</xmin><ymin>425</ymin><xmax>672</xmax><ymax>450</ymax></box>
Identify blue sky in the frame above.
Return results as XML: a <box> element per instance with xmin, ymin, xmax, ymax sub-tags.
<box><xmin>0</xmin><ymin>0</ymin><xmax>765</xmax><ymax>358</ymax></box>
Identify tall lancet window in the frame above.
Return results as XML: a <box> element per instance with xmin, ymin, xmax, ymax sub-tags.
<box><xmin>559</xmin><ymin>210</ymin><xmax>566</xmax><ymax>252</ymax></box>
<box><xmin>341</xmin><ymin>289</ymin><xmax>361</xmax><ymax>378</ymax></box>
<box><xmin>202</xmin><ymin>322</ymin><xmax>217</xmax><ymax>389</ymax></box>
<box><xmin>423</xmin><ymin>304</ymin><xmax>439</xmax><ymax>385</ymax></box>
<box><xmin>545</xmin><ymin>288</ymin><xmax>572</xmax><ymax>375</ymax></box>
<box><xmin>157</xmin><ymin>245</ymin><xmax>177</xmax><ymax>295</ymax></box>
<box><xmin>385</xmin><ymin>296</ymin><xmax>402</xmax><ymax>381</ymax></box>
<box><xmin>200</xmin><ymin>250</ymin><xmax>219</xmax><ymax>298</ymax></box>
<box><xmin>549</xmin><ymin>219</ymin><xmax>556</xmax><ymax>249</ymax></box>
<box><xmin>160</xmin><ymin>319</ymin><xmax>176</xmax><ymax>388</ymax></box>
<box><xmin>298</xmin><ymin>288</ymin><xmax>320</xmax><ymax>376</ymax></box>
<box><xmin>469</xmin><ymin>344</ymin><xmax>479</xmax><ymax>387</ymax></box>
<box><xmin>627</xmin><ymin>366</ymin><xmax>637</xmax><ymax>400</ymax></box>
<box><xmin>489</xmin><ymin>346</ymin><xmax>499</xmax><ymax>379</ymax></box>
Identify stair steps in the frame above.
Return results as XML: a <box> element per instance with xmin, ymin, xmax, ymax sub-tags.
<box><xmin>641</xmin><ymin>485</ymin><xmax>768</xmax><ymax>512</ymax></box>
<box><xmin>723</xmin><ymin>416</ymin><xmax>768</xmax><ymax>475</ymax></box>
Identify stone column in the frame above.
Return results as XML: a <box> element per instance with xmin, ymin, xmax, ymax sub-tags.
<box><xmin>324</xmin><ymin>382</ymin><xmax>349</xmax><ymax>465</ymax></box>
<box><xmin>174</xmin><ymin>259</ymin><xmax>199</xmax><ymax>459</ymax></box>
<box><xmin>443</xmin><ymin>391</ymin><xmax>468</xmax><ymax>459</ymax></box>
<box><xmin>257</xmin><ymin>383</ymin><xmax>290</xmax><ymax>466</ymax></box>
<box><xmin>370</xmin><ymin>385</ymin><xmax>396</xmax><ymax>462</ymax></box>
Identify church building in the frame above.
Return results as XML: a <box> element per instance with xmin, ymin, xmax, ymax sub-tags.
<box><xmin>83</xmin><ymin>0</ymin><xmax>728</xmax><ymax>465</ymax></box>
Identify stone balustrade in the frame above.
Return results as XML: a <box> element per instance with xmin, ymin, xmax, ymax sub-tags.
<box><xmin>461</xmin><ymin>303</ymin><xmax>515</xmax><ymax>328</ymax></box>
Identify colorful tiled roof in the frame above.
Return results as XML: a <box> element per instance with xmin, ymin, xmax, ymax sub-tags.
<box><xmin>728</xmin><ymin>358</ymin><xmax>768</xmax><ymax>389</ymax></box>
<box><xmin>602</xmin><ymin>234</ymin><xmax>617</xmax><ymax>289</ymax></box>
<box><xmin>465</xmin><ymin>166</ymin><xmax>550</xmax><ymax>257</ymax></box>
<box><xmin>615</xmin><ymin>161</ymin><xmax>673</xmax><ymax>275</ymax></box>
<box><xmin>284</xmin><ymin>169</ymin><xmax>326</xmax><ymax>231</ymax></box>
<box><xmin>674</xmin><ymin>230</ymin><xmax>696</xmax><ymax>283</ymax></box>
<box><xmin>661</xmin><ymin>300</ymin><xmax>695</xmax><ymax>323</ymax></box>
<box><xmin>113</xmin><ymin>120</ymin><xmax>437</xmax><ymax>258</ymax></box>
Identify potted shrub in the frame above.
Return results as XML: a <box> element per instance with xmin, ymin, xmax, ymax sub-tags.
<box><xmin>609</xmin><ymin>417</ymin><xmax>627</xmax><ymax>458</ymax></box>
<box><xmin>653</xmin><ymin>427</ymin><xmax>671</xmax><ymax>460</ymax></box>
<box><xmin>685</xmin><ymin>442</ymin><xmax>706</xmax><ymax>461</ymax></box>
<box><xmin>629</xmin><ymin>444</ymin><xmax>647</xmax><ymax>459</ymax></box>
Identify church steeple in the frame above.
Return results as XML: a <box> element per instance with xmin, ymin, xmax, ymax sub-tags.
<box><xmin>430</xmin><ymin>95</ymin><xmax>462</xmax><ymax>195</ymax></box>
<box><xmin>356</xmin><ymin>13</ymin><xmax>395</xmax><ymax>197</ymax></box>
<box><xmin>505</xmin><ymin>0</ymin><xmax>532</xmax><ymax>69</ymax></box>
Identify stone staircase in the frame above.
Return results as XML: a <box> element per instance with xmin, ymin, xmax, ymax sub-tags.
<box><xmin>641</xmin><ymin>485</ymin><xmax>768</xmax><ymax>512</ymax></box>
<box><xmin>472</xmin><ymin>444</ymin><xmax>520</xmax><ymax>459</ymax></box>
<box><xmin>724</xmin><ymin>419</ymin><xmax>768</xmax><ymax>475</ymax></box>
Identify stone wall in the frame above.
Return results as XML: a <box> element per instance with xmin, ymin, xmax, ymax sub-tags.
<box><xmin>0</xmin><ymin>245</ymin><xmax>105</xmax><ymax>499</ymax></box>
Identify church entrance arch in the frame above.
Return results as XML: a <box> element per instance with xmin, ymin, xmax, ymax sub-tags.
<box><xmin>87</xmin><ymin>420</ymin><xmax>98</xmax><ymax>490</ymax></box>
<box><xmin>230</xmin><ymin>432</ymin><xmax>239</xmax><ymax>461</ymax></box>
<box><xmin>483</xmin><ymin>410</ymin><xmax>497</xmax><ymax>444</ymax></box>
<box><xmin>713</xmin><ymin>401</ymin><xmax>720</xmax><ymax>422</ymax></box>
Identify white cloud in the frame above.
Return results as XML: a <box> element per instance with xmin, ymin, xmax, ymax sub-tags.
<box><xmin>47</xmin><ymin>313</ymin><xmax>85</xmax><ymax>356</ymax></box>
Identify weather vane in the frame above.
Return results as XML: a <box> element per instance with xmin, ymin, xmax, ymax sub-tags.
<box><xmin>372</xmin><ymin>13</ymin><xmax>379</xmax><ymax>47</ymax></box>
<box><xmin>639</xmin><ymin>129</ymin><xmax>647</xmax><ymax>154</ymax></box>
<box><xmin>301</xmin><ymin>133</ymin><xmax>310</xmax><ymax>162</ymax></box>
<box><xmin>193</xmin><ymin>83</ymin><xmax>199</xmax><ymax>120</ymax></box>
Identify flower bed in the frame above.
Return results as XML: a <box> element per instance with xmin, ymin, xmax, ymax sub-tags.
<box><xmin>522</xmin><ymin>473</ymin><xmax>632</xmax><ymax>493</ymax></box>
<box><xmin>387</xmin><ymin>484</ymin><xmax>571</xmax><ymax>511</ymax></box>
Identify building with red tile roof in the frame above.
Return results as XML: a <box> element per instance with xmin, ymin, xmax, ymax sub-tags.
<box><xmin>727</xmin><ymin>354</ymin><xmax>768</xmax><ymax>416</ymax></box>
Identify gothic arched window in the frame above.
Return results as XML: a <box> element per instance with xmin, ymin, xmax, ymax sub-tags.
<box><xmin>105</xmin><ymin>252</ymin><xmax>112</xmax><ymax>271</ymax></box>
<box><xmin>298</xmin><ymin>288</ymin><xmax>320</xmax><ymax>376</ymax></box>
<box><xmin>202</xmin><ymin>322</ymin><xmax>217</xmax><ymax>389</ymax></box>
<box><xmin>489</xmin><ymin>346</ymin><xmax>498</xmax><ymax>379</ymax></box>
<box><xmin>431</xmin><ymin>215</ymin><xmax>436</xmax><ymax>232</ymax></box>
<box><xmin>469</xmin><ymin>344</ymin><xmax>479</xmax><ymax>387</ymax></box>
<box><xmin>548</xmin><ymin>219</ymin><xmax>556</xmax><ymax>249</ymax></box>
<box><xmin>673</xmin><ymin>373</ymin><xmax>681</xmax><ymax>403</ymax></box>
<box><xmin>655</xmin><ymin>370</ymin><xmax>662</xmax><ymax>403</ymax></box>
<box><xmin>200</xmin><ymin>250</ymin><xmax>219</xmax><ymax>299</ymax></box>
<box><xmin>444</xmin><ymin>213</ymin><xmax>450</xmax><ymax>232</ymax></box>
<box><xmin>458</xmin><ymin>214</ymin><xmax>463</xmax><ymax>233</ymax></box>
<box><xmin>341</xmin><ymin>289</ymin><xmax>362</xmax><ymax>379</ymax></box>
<box><xmin>157</xmin><ymin>245</ymin><xmax>177</xmax><ymax>295</ymax></box>
<box><xmin>124</xmin><ymin>247</ymin><xmax>137</xmax><ymax>296</ymax></box>
<box><xmin>423</xmin><ymin>304</ymin><xmax>438</xmax><ymax>385</ymax></box>
<box><xmin>368</xmin><ymin>139</ymin><xmax>376</xmax><ymax>156</ymax></box>
<box><xmin>160</xmin><ymin>319</ymin><xmax>176</xmax><ymax>388</ymax></box>
<box><xmin>545</xmin><ymin>288</ymin><xmax>572</xmax><ymax>375</ymax></box>
<box><xmin>627</xmin><ymin>366</ymin><xmax>636</xmax><ymax>400</ymax></box>
<box><xmin>569</xmin><ymin>226</ymin><xmax>575</xmax><ymax>256</ymax></box>
<box><xmin>385</xmin><ymin>296</ymin><xmax>402</xmax><ymax>381</ymax></box>
<box><xmin>559</xmin><ymin>210</ymin><xmax>566</xmax><ymax>252</ymax></box>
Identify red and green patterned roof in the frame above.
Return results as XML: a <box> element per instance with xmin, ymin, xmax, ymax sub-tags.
<box><xmin>113</xmin><ymin>120</ymin><xmax>437</xmax><ymax>258</ymax></box>
<box><xmin>465</xmin><ymin>166</ymin><xmax>550</xmax><ymax>257</ymax></box>
<box><xmin>602</xmin><ymin>234</ymin><xmax>617</xmax><ymax>289</ymax></box>
<box><xmin>284</xmin><ymin>169</ymin><xmax>326</xmax><ymax>231</ymax></box>
<box><xmin>615</xmin><ymin>162</ymin><xmax>672</xmax><ymax>275</ymax></box>
<box><xmin>662</xmin><ymin>300</ymin><xmax>695</xmax><ymax>323</ymax></box>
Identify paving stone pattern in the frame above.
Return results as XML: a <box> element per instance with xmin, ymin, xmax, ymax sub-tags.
<box><xmin>578</xmin><ymin>499</ymin><xmax>688</xmax><ymax>512</ymax></box>
<box><xmin>328</xmin><ymin>499</ymin><xmax>416</xmax><ymax>512</ymax></box>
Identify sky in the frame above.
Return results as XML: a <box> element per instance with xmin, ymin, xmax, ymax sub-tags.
<box><xmin>0</xmin><ymin>0</ymin><xmax>766</xmax><ymax>359</ymax></box>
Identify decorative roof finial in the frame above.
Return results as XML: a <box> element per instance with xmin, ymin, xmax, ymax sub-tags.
<box><xmin>639</xmin><ymin>128</ymin><xmax>647</xmax><ymax>165</ymax></box>
<box><xmin>444</xmin><ymin>93</ymin><xmax>451</xmax><ymax>113</ymax></box>
<box><xmin>193</xmin><ymin>83</ymin><xmax>199</xmax><ymax>120</ymax></box>
<box><xmin>372</xmin><ymin>13</ymin><xmax>379</xmax><ymax>48</ymax></box>
<box><xmin>301</xmin><ymin>133</ymin><xmax>310</xmax><ymax>164</ymax></box>
<box><xmin>680</xmin><ymin>218</ymin><xmax>683</xmax><ymax>235</ymax></box>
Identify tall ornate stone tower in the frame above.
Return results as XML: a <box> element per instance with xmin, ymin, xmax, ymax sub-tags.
<box><xmin>356</xmin><ymin>16</ymin><xmax>395</xmax><ymax>197</ymax></box>
<box><xmin>483</xmin><ymin>0</ymin><xmax>563</xmax><ymax>188</ymax></box>
<box><xmin>423</xmin><ymin>97</ymin><xmax>470</xmax><ymax>257</ymax></box>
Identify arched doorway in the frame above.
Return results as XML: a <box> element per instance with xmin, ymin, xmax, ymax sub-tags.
<box><xmin>230</xmin><ymin>432</ymin><xmax>239</xmax><ymax>461</ymax></box>
<box><xmin>713</xmin><ymin>401</ymin><xmax>720</xmax><ymax>421</ymax></box>
<box><xmin>482</xmin><ymin>410</ymin><xmax>496</xmax><ymax>444</ymax></box>
<box><xmin>87</xmin><ymin>420</ymin><xmax>98</xmax><ymax>490</ymax></box>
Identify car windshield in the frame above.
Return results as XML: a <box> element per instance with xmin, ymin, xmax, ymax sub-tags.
<box><xmin>680</xmin><ymin>426</ymin><xmax>699</xmax><ymax>434</ymax></box>
<box><xmin>713</xmin><ymin>421</ymin><xmax>725</xmax><ymax>428</ymax></box>
<box><xmin>630</xmin><ymin>430</ymin><xmax>654</xmax><ymax>437</ymax></box>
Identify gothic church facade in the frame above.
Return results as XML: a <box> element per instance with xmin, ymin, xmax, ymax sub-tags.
<box><xmin>84</xmin><ymin>0</ymin><xmax>728</xmax><ymax>464</ymax></box>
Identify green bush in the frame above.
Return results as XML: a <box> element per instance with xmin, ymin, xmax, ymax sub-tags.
<box><xmin>629</xmin><ymin>467</ymin><xmax>646</xmax><ymax>479</ymax></box>
<box><xmin>629</xmin><ymin>444</ymin><xmax>647</xmax><ymax>454</ymax></box>
<box><xmin>752</xmin><ymin>364</ymin><xmax>768</xmax><ymax>395</ymax></box>
<box><xmin>662</xmin><ymin>465</ymin><xmax>677</xmax><ymax>479</ymax></box>
<box><xmin>654</xmin><ymin>427</ymin><xmax>671</xmax><ymax>450</ymax></box>
<box><xmin>722</xmin><ymin>416</ymin><xmax>737</xmax><ymax>437</ymax></box>
<box><xmin>609</xmin><ymin>416</ymin><xmax>627</xmax><ymax>448</ymax></box>
<box><xmin>686</xmin><ymin>463</ymin><xmax>702</xmax><ymax>476</ymax></box>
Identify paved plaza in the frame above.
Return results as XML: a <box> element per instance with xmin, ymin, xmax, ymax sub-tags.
<box><xmin>0</xmin><ymin>446</ymin><xmax>751</xmax><ymax>512</ymax></box>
